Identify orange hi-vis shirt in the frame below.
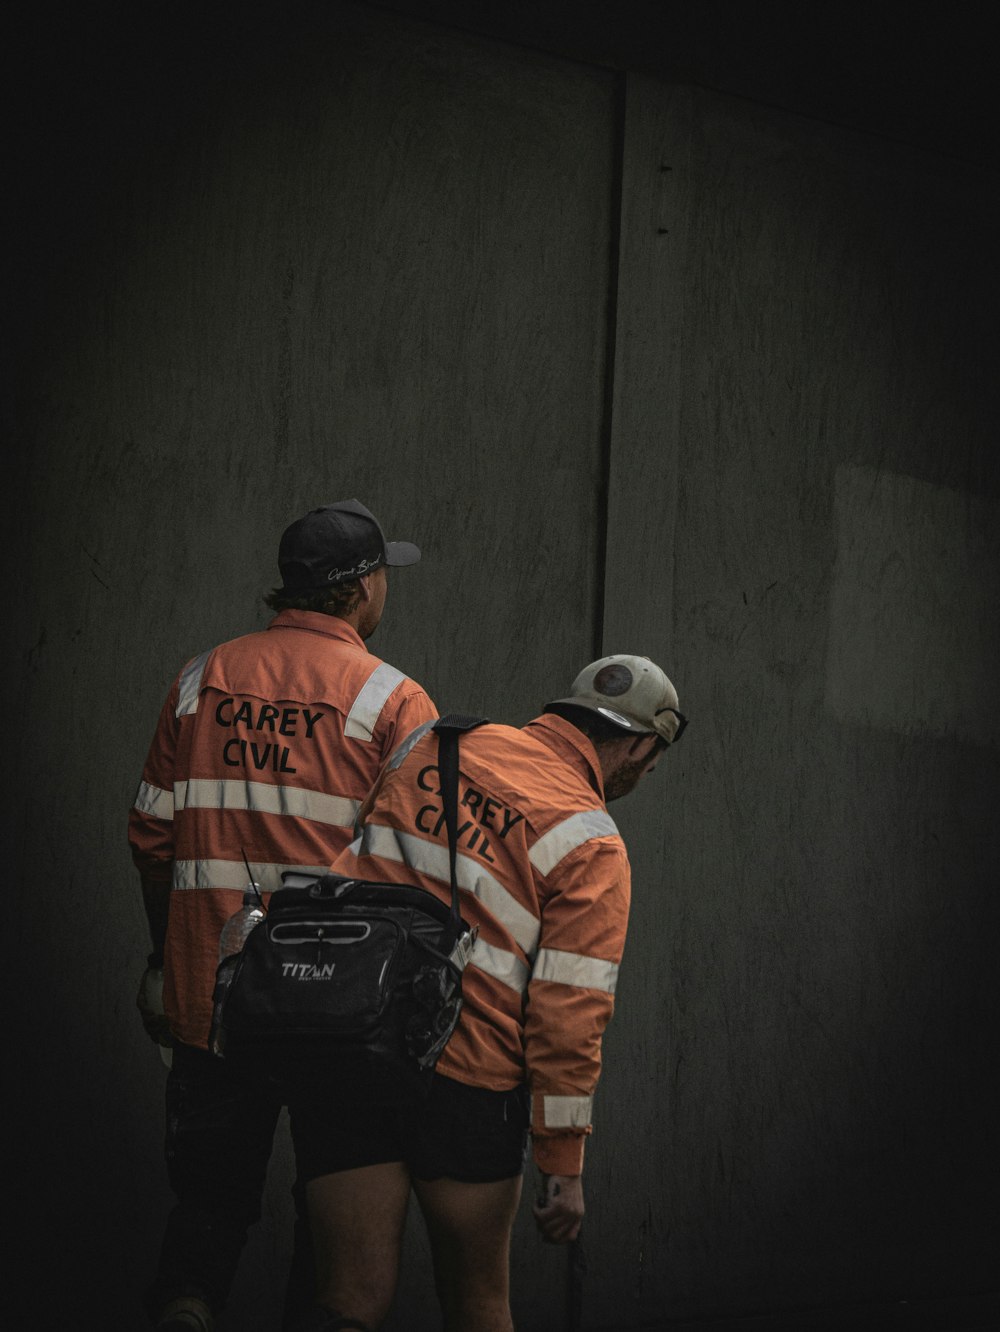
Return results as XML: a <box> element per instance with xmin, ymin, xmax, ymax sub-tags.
<box><xmin>332</xmin><ymin>711</ymin><xmax>632</xmax><ymax>1175</ymax></box>
<box><xmin>128</xmin><ymin>609</ymin><xmax>437</xmax><ymax>1050</ymax></box>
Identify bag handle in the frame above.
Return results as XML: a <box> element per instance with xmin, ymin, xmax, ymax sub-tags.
<box><xmin>434</xmin><ymin>714</ymin><xmax>489</xmax><ymax>931</ymax></box>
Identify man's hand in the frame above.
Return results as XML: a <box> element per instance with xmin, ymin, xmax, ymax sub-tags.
<box><xmin>533</xmin><ymin>1173</ymin><xmax>584</xmax><ymax>1244</ymax></box>
<box><xmin>136</xmin><ymin>966</ymin><xmax>173</xmax><ymax>1049</ymax></box>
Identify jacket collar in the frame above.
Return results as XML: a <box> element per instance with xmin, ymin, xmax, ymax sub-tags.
<box><xmin>266</xmin><ymin>608</ymin><xmax>367</xmax><ymax>651</ymax></box>
<box><xmin>523</xmin><ymin>712</ymin><xmax>606</xmax><ymax>802</ymax></box>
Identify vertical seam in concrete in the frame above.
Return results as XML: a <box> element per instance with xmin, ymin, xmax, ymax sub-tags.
<box><xmin>593</xmin><ymin>69</ymin><xmax>627</xmax><ymax>660</ymax></box>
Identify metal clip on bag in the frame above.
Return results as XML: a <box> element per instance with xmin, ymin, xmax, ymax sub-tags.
<box><xmin>209</xmin><ymin>715</ymin><xmax>487</xmax><ymax>1100</ymax></box>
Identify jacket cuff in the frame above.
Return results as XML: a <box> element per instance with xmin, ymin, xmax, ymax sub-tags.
<box><xmin>532</xmin><ymin>1132</ymin><xmax>586</xmax><ymax>1176</ymax></box>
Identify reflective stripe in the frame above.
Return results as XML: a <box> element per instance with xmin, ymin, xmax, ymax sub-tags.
<box><xmin>529</xmin><ymin>809</ymin><xmax>620</xmax><ymax>876</ymax></box>
<box><xmin>470</xmin><ymin>937</ymin><xmax>529</xmax><ymax>994</ymax></box>
<box><xmin>533</xmin><ymin>947</ymin><xmax>619</xmax><ymax>995</ymax></box>
<box><xmin>175</xmin><ymin>649</ymin><xmax>212</xmax><ymax>717</ymax></box>
<box><xmin>174</xmin><ymin>779</ymin><xmax>358</xmax><ymax>828</ymax></box>
<box><xmin>172</xmin><ymin>859</ymin><xmax>330</xmax><ymax>892</ymax></box>
<box><xmin>344</xmin><ymin>664</ymin><xmax>407</xmax><ymax>741</ymax></box>
<box><xmin>543</xmin><ymin>1095</ymin><xmax>593</xmax><ymax>1129</ymax></box>
<box><xmin>386</xmin><ymin>719</ymin><xmax>437</xmax><ymax>770</ymax></box>
<box><xmin>133</xmin><ymin>780</ymin><xmax>174</xmax><ymax>820</ymax></box>
<box><xmin>354</xmin><ymin>823</ymin><xmax>541</xmax><ymax>957</ymax></box>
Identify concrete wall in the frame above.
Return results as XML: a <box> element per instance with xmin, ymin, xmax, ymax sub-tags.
<box><xmin>8</xmin><ymin>5</ymin><xmax>999</xmax><ymax>1329</ymax></box>
<box><xmin>596</xmin><ymin>77</ymin><xmax>1000</xmax><ymax>1324</ymax></box>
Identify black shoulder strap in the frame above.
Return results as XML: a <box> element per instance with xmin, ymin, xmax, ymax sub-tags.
<box><xmin>434</xmin><ymin>715</ymin><xmax>489</xmax><ymax>929</ymax></box>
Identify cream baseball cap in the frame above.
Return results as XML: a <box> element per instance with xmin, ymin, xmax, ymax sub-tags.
<box><xmin>547</xmin><ymin>654</ymin><xmax>686</xmax><ymax>744</ymax></box>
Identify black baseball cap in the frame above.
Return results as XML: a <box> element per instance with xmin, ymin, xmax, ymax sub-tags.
<box><xmin>276</xmin><ymin>500</ymin><xmax>420</xmax><ymax>594</ymax></box>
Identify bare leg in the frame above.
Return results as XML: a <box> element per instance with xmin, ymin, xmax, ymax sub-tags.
<box><xmin>306</xmin><ymin>1162</ymin><xmax>411</xmax><ymax>1330</ymax></box>
<box><xmin>413</xmin><ymin>1175</ymin><xmax>523</xmax><ymax>1332</ymax></box>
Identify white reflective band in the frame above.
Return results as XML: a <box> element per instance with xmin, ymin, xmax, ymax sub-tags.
<box><xmin>175</xmin><ymin>649</ymin><xmax>212</xmax><ymax>718</ymax></box>
<box><xmin>174</xmin><ymin>780</ymin><xmax>358</xmax><ymax>828</ymax></box>
<box><xmin>133</xmin><ymin>781</ymin><xmax>174</xmax><ymax>821</ymax></box>
<box><xmin>543</xmin><ymin>1095</ymin><xmax>593</xmax><ymax>1129</ymax></box>
<box><xmin>355</xmin><ymin>823</ymin><xmax>541</xmax><ymax>957</ymax></box>
<box><xmin>470</xmin><ymin>937</ymin><xmax>530</xmax><ymax>994</ymax></box>
<box><xmin>386</xmin><ymin>719</ymin><xmax>437</xmax><ymax>770</ymax></box>
<box><xmin>172</xmin><ymin>859</ymin><xmax>330</xmax><ymax>892</ymax></box>
<box><xmin>344</xmin><ymin>664</ymin><xmax>407</xmax><ymax>741</ymax></box>
<box><xmin>533</xmin><ymin>947</ymin><xmax>619</xmax><ymax>994</ymax></box>
<box><xmin>529</xmin><ymin>809</ymin><xmax>620</xmax><ymax>876</ymax></box>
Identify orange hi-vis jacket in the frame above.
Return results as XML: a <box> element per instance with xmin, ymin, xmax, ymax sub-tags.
<box><xmin>128</xmin><ymin>609</ymin><xmax>437</xmax><ymax>1050</ymax></box>
<box><xmin>332</xmin><ymin>711</ymin><xmax>632</xmax><ymax>1175</ymax></box>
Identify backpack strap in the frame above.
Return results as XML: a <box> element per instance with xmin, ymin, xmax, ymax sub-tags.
<box><xmin>433</xmin><ymin>715</ymin><xmax>489</xmax><ymax>931</ymax></box>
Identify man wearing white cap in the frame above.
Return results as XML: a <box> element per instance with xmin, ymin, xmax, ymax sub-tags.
<box><xmin>290</xmin><ymin>654</ymin><xmax>686</xmax><ymax>1332</ymax></box>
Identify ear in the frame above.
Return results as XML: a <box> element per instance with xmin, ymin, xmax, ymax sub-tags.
<box><xmin>628</xmin><ymin>732</ymin><xmax>659</xmax><ymax>756</ymax></box>
<box><xmin>357</xmin><ymin>575</ymin><xmax>372</xmax><ymax>602</ymax></box>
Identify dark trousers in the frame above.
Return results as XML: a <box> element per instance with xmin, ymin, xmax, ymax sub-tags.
<box><xmin>146</xmin><ymin>1042</ymin><xmax>314</xmax><ymax>1326</ymax></box>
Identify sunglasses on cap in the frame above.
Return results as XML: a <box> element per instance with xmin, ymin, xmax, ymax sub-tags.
<box><xmin>656</xmin><ymin>707</ymin><xmax>689</xmax><ymax>745</ymax></box>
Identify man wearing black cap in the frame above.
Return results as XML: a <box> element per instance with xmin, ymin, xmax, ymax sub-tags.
<box><xmin>129</xmin><ymin>501</ymin><xmax>436</xmax><ymax>1332</ymax></box>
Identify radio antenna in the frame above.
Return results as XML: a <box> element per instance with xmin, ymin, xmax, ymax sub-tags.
<box><xmin>241</xmin><ymin>849</ymin><xmax>266</xmax><ymax>909</ymax></box>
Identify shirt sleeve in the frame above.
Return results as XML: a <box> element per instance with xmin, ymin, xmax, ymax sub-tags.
<box><xmin>523</xmin><ymin>836</ymin><xmax>632</xmax><ymax>1175</ymax></box>
<box><xmin>380</xmin><ymin>683</ymin><xmax>438</xmax><ymax>759</ymax></box>
<box><xmin>128</xmin><ymin>676</ymin><xmax>181</xmax><ymax>881</ymax></box>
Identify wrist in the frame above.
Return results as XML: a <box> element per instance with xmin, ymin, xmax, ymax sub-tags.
<box><xmin>533</xmin><ymin>1136</ymin><xmax>586</xmax><ymax>1177</ymax></box>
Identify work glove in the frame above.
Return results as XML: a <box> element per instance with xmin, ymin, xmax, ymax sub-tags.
<box><xmin>136</xmin><ymin>962</ymin><xmax>174</xmax><ymax>1050</ymax></box>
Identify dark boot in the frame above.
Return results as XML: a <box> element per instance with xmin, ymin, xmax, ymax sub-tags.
<box><xmin>153</xmin><ymin>1295</ymin><xmax>214</xmax><ymax>1331</ymax></box>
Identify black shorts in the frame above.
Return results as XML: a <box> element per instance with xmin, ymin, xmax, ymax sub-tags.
<box><xmin>289</xmin><ymin>1073</ymin><xmax>530</xmax><ymax>1186</ymax></box>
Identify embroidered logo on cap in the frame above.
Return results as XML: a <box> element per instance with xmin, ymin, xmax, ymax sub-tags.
<box><xmin>327</xmin><ymin>555</ymin><xmax>382</xmax><ymax>581</ymax></box>
<box><xmin>593</xmin><ymin>664</ymin><xmax>633</xmax><ymax>697</ymax></box>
